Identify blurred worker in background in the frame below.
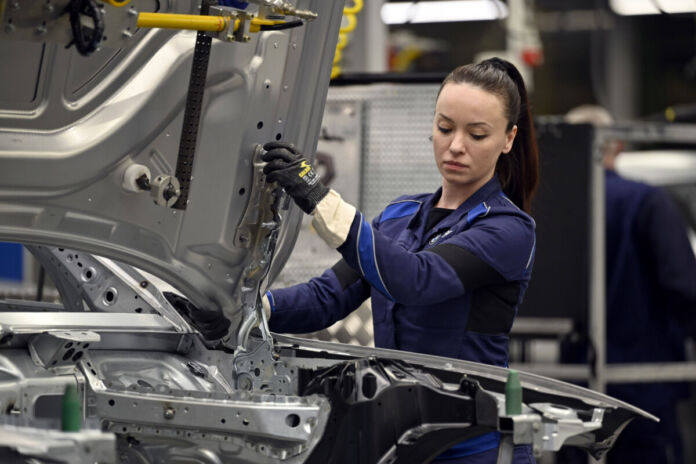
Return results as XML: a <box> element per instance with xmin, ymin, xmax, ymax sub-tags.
<box><xmin>260</xmin><ymin>58</ymin><xmax>539</xmax><ymax>463</ymax></box>
<box><xmin>565</xmin><ymin>105</ymin><xmax>696</xmax><ymax>464</ymax></box>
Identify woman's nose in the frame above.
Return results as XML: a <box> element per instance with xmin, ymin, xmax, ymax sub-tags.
<box><xmin>449</xmin><ymin>132</ymin><xmax>466</xmax><ymax>154</ymax></box>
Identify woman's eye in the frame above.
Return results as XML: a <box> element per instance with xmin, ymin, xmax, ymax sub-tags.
<box><xmin>437</xmin><ymin>126</ymin><xmax>452</xmax><ymax>134</ymax></box>
<box><xmin>471</xmin><ymin>134</ymin><xmax>487</xmax><ymax>141</ymax></box>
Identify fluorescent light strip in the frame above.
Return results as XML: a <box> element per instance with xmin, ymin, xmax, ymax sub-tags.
<box><xmin>659</xmin><ymin>0</ymin><xmax>696</xmax><ymax>13</ymax></box>
<box><xmin>380</xmin><ymin>0</ymin><xmax>509</xmax><ymax>25</ymax></box>
<box><xmin>610</xmin><ymin>0</ymin><xmax>696</xmax><ymax>15</ymax></box>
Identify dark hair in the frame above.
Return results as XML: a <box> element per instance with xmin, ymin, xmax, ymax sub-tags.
<box><xmin>437</xmin><ymin>57</ymin><xmax>539</xmax><ymax>214</ymax></box>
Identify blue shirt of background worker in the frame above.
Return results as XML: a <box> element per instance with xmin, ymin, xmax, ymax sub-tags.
<box><xmin>260</xmin><ymin>58</ymin><xmax>539</xmax><ymax>463</ymax></box>
<box><xmin>603</xmin><ymin>170</ymin><xmax>696</xmax><ymax>464</ymax></box>
<box><xmin>564</xmin><ymin>105</ymin><xmax>696</xmax><ymax>464</ymax></box>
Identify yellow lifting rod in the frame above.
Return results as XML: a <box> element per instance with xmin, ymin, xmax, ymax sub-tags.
<box><xmin>136</xmin><ymin>12</ymin><xmax>285</xmax><ymax>33</ymax></box>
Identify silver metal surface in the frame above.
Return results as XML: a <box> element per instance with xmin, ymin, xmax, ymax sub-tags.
<box><xmin>528</xmin><ymin>404</ymin><xmax>603</xmax><ymax>452</ymax></box>
<box><xmin>0</xmin><ymin>421</ymin><xmax>116</xmax><ymax>464</ymax></box>
<box><xmin>0</xmin><ymin>0</ymin><xmax>346</xmax><ymax>346</ymax></box>
<box><xmin>0</xmin><ymin>0</ymin><xmax>144</xmax><ymax>51</ymax></box>
<box><xmin>232</xmin><ymin>338</ymin><xmax>296</xmax><ymax>394</ymax></box>
<box><xmin>94</xmin><ymin>256</ymin><xmax>193</xmax><ymax>332</ymax></box>
<box><xmin>29</xmin><ymin>330</ymin><xmax>100</xmax><ymax>368</ymax></box>
<box><xmin>274</xmin><ymin>333</ymin><xmax>657</xmax><ymax>420</ymax></box>
<box><xmin>82</xmin><ymin>362</ymin><xmax>326</xmax><ymax>445</ymax></box>
<box><xmin>590</xmin><ymin>126</ymin><xmax>606</xmax><ymax>395</ymax></box>
<box><xmin>0</xmin><ymin>312</ymin><xmax>658</xmax><ymax>464</ymax></box>
<box><xmin>233</xmin><ymin>147</ymin><xmax>288</xmax><ymax>351</ymax></box>
<box><xmin>0</xmin><ymin>312</ymin><xmax>181</xmax><ymax>333</ymax></box>
<box><xmin>27</xmin><ymin>245</ymin><xmax>192</xmax><ymax>334</ymax></box>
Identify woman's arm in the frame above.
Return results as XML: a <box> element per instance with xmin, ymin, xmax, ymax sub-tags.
<box><xmin>266</xmin><ymin>260</ymin><xmax>371</xmax><ymax>334</ymax></box>
<box><xmin>315</xmin><ymin>191</ymin><xmax>535</xmax><ymax>305</ymax></box>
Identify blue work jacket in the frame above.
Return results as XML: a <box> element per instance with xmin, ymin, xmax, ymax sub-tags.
<box><xmin>559</xmin><ymin>171</ymin><xmax>696</xmax><ymax>464</ymax></box>
<box><xmin>268</xmin><ymin>176</ymin><xmax>536</xmax><ymax>367</ymax></box>
<box><xmin>605</xmin><ymin>171</ymin><xmax>696</xmax><ymax>462</ymax></box>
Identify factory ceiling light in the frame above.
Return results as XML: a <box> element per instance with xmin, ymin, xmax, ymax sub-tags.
<box><xmin>380</xmin><ymin>0</ymin><xmax>509</xmax><ymax>25</ymax></box>
<box><xmin>610</xmin><ymin>0</ymin><xmax>696</xmax><ymax>15</ymax></box>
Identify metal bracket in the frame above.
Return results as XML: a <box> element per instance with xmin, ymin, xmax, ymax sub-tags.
<box><xmin>209</xmin><ymin>5</ymin><xmax>253</xmax><ymax>42</ymax></box>
<box><xmin>232</xmin><ymin>145</ymin><xmax>290</xmax><ymax>352</ymax></box>
<box><xmin>250</xmin><ymin>0</ymin><xmax>318</xmax><ymax>20</ymax></box>
<box><xmin>79</xmin><ymin>359</ymin><xmax>325</xmax><ymax>452</ymax></box>
<box><xmin>495</xmin><ymin>402</ymin><xmax>604</xmax><ymax>460</ymax></box>
<box><xmin>29</xmin><ymin>331</ymin><xmax>100</xmax><ymax>368</ymax></box>
<box><xmin>27</xmin><ymin>246</ymin><xmax>192</xmax><ymax>333</ymax></box>
<box><xmin>232</xmin><ymin>337</ymin><xmax>296</xmax><ymax>394</ymax></box>
<box><xmin>528</xmin><ymin>403</ymin><xmax>604</xmax><ymax>451</ymax></box>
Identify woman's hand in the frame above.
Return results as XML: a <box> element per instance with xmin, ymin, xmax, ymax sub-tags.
<box><xmin>261</xmin><ymin>142</ymin><xmax>329</xmax><ymax>214</ymax></box>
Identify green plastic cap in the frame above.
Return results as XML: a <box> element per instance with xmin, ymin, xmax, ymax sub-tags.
<box><xmin>505</xmin><ymin>369</ymin><xmax>522</xmax><ymax>416</ymax></box>
<box><xmin>61</xmin><ymin>384</ymin><xmax>82</xmax><ymax>432</ymax></box>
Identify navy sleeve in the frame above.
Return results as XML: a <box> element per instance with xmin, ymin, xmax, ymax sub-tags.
<box><xmin>268</xmin><ymin>265</ymin><xmax>371</xmax><ymax>334</ymax></box>
<box><xmin>337</xmin><ymin>210</ymin><xmax>535</xmax><ymax>305</ymax></box>
<box><xmin>426</xmin><ymin>244</ymin><xmax>506</xmax><ymax>289</ymax></box>
<box><xmin>446</xmin><ymin>214</ymin><xmax>536</xmax><ymax>281</ymax></box>
<box><xmin>636</xmin><ymin>189</ymin><xmax>696</xmax><ymax>335</ymax></box>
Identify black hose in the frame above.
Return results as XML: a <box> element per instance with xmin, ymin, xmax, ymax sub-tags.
<box><xmin>259</xmin><ymin>20</ymin><xmax>304</xmax><ymax>31</ymax></box>
<box><xmin>67</xmin><ymin>0</ymin><xmax>105</xmax><ymax>56</ymax></box>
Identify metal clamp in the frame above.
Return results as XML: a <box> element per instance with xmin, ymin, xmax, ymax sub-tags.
<box><xmin>251</xmin><ymin>0</ymin><xmax>318</xmax><ymax>20</ymax></box>
<box><xmin>150</xmin><ymin>174</ymin><xmax>181</xmax><ymax>207</ymax></box>
<box><xmin>208</xmin><ymin>5</ymin><xmax>253</xmax><ymax>42</ymax></box>
<box><xmin>29</xmin><ymin>331</ymin><xmax>100</xmax><ymax>368</ymax></box>
<box><xmin>495</xmin><ymin>402</ymin><xmax>605</xmax><ymax>462</ymax></box>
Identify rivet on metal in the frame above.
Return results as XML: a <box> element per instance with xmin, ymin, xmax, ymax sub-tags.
<box><xmin>163</xmin><ymin>407</ymin><xmax>175</xmax><ymax>420</ymax></box>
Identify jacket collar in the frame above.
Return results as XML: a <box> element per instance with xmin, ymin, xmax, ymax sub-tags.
<box><xmin>408</xmin><ymin>176</ymin><xmax>503</xmax><ymax>235</ymax></box>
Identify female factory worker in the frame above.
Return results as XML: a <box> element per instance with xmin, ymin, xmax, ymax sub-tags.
<box><xmin>261</xmin><ymin>58</ymin><xmax>538</xmax><ymax>463</ymax></box>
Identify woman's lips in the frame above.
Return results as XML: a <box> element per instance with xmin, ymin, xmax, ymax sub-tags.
<box><xmin>443</xmin><ymin>161</ymin><xmax>468</xmax><ymax>170</ymax></box>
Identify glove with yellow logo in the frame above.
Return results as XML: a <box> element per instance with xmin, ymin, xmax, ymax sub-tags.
<box><xmin>261</xmin><ymin>142</ymin><xmax>329</xmax><ymax>214</ymax></box>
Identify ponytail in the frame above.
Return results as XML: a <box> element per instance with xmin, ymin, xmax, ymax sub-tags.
<box><xmin>439</xmin><ymin>58</ymin><xmax>539</xmax><ymax>213</ymax></box>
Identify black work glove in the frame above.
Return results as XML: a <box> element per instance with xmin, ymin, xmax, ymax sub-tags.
<box><xmin>163</xmin><ymin>291</ymin><xmax>231</xmax><ymax>341</ymax></box>
<box><xmin>261</xmin><ymin>142</ymin><xmax>329</xmax><ymax>214</ymax></box>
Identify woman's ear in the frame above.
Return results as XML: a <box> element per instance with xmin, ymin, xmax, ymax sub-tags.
<box><xmin>502</xmin><ymin>125</ymin><xmax>518</xmax><ymax>153</ymax></box>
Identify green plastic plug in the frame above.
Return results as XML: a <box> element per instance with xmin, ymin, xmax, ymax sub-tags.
<box><xmin>61</xmin><ymin>383</ymin><xmax>82</xmax><ymax>432</ymax></box>
<box><xmin>505</xmin><ymin>369</ymin><xmax>522</xmax><ymax>415</ymax></box>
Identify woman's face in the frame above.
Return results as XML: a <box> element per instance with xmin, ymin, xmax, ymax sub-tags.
<box><xmin>432</xmin><ymin>82</ymin><xmax>517</xmax><ymax>194</ymax></box>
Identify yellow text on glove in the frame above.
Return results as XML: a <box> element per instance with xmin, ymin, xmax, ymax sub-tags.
<box><xmin>298</xmin><ymin>161</ymin><xmax>312</xmax><ymax>178</ymax></box>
